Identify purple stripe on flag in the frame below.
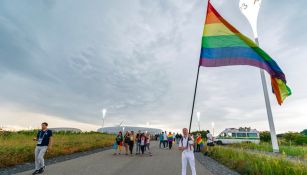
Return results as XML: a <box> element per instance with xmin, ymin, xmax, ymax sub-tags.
<box><xmin>200</xmin><ymin>58</ymin><xmax>286</xmax><ymax>81</ymax></box>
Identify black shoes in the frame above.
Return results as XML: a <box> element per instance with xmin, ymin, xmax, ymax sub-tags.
<box><xmin>38</xmin><ymin>168</ymin><xmax>44</xmax><ymax>174</ymax></box>
<box><xmin>32</xmin><ymin>170</ymin><xmax>40</xmax><ymax>175</ymax></box>
<box><xmin>32</xmin><ymin>166</ymin><xmax>45</xmax><ymax>175</ymax></box>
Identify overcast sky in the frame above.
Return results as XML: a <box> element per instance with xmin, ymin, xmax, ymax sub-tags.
<box><xmin>0</xmin><ymin>0</ymin><xmax>306</xmax><ymax>134</ymax></box>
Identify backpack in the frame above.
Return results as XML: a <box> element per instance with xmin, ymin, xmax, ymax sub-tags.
<box><xmin>180</xmin><ymin>136</ymin><xmax>192</xmax><ymax>149</ymax></box>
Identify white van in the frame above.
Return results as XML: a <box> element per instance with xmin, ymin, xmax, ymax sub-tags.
<box><xmin>215</xmin><ymin>127</ymin><xmax>260</xmax><ymax>145</ymax></box>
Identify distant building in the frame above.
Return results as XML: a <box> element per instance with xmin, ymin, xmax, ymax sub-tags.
<box><xmin>97</xmin><ymin>126</ymin><xmax>162</xmax><ymax>135</ymax></box>
<box><xmin>49</xmin><ymin>127</ymin><xmax>82</xmax><ymax>133</ymax></box>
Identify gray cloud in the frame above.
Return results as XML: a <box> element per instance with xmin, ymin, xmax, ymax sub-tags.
<box><xmin>0</xmin><ymin>0</ymin><xmax>306</xmax><ymax>133</ymax></box>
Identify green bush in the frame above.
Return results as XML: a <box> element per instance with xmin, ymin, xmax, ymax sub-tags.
<box><xmin>283</xmin><ymin>132</ymin><xmax>307</xmax><ymax>145</ymax></box>
<box><xmin>294</xmin><ymin>135</ymin><xmax>307</xmax><ymax>145</ymax></box>
<box><xmin>260</xmin><ymin>131</ymin><xmax>271</xmax><ymax>142</ymax></box>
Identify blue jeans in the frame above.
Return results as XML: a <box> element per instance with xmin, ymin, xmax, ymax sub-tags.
<box><xmin>35</xmin><ymin>146</ymin><xmax>48</xmax><ymax>170</ymax></box>
<box><xmin>136</xmin><ymin>142</ymin><xmax>141</xmax><ymax>154</ymax></box>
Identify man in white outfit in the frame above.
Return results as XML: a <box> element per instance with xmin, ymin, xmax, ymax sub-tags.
<box><xmin>178</xmin><ymin>128</ymin><xmax>196</xmax><ymax>175</ymax></box>
<box><xmin>163</xmin><ymin>131</ymin><xmax>168</xmax><ymax>148</ymax></box>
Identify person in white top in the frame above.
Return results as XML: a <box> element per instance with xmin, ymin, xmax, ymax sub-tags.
<box><xmin>145</xmin><ymin>133</ymin><xmax>152</xmax><ymax>156</ymax></box>
<box><xmin>205</xmin><ymin>130</ymin><xmax>214</xmax><ymax>156</ymax></box>
<box><xmin>163</xmin><ymin>131</ymin><xmax>168</xmax><ymax>148</ymax></box>
<box><xmin>178</xmin><ymin>128</ymin><xmax>196</xmax><ymax>175</ymax></box>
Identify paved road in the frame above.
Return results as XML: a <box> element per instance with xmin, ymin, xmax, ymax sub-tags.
<box><xmin>15</xmin><ymin>141</ymin><xmax>213</xmax><ymax>175</ymax></box>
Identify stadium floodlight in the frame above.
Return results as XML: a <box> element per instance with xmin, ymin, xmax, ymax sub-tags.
<box><xmin>197</xmin><ymin>112</ymin><xmax>200</xmax><ymax>131</ymax></box>
<box><xmin>102</xmin><ymin>109</ymin><xmax>107</xmax><ymax>119</ymax></box>
<box><xmin>101</xmin><ymin>108</ymin><xmax>107</xmax><ymax>132</ymax></box>
<box><xmin>211</xmin><ymin>122</ymin><xmax>215</xmax><ymax>136</ymax></box>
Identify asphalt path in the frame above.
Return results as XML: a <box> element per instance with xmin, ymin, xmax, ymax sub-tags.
<box><xmin>15</xmin><ymin>141</ymin><xmax>213</xmax><ymax>175</ymax></box>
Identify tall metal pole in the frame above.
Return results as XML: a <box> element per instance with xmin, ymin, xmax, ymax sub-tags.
<box><xmin>255</xmin><ymin>38</ymin><xmax>279</xmax><ymax>153</ymax></box>
<box><xmin>189</xmin><ymin>0</ymin><xmax>210</xmax><ymax>134</ymax></box>
<box><xmin>239</xmin><ymin>0</ymin><xmax>279</xmax><ymax>153</ymax></box>
<box><xmin>188</xmin><ymin>65</ymin><xmax>201</xmax><ymax>133</ymax></box>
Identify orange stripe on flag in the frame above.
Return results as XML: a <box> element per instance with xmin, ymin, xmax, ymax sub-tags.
<box><xmin>271</xmin><ymin>78</ymin><xmax>283</xmax><ymax>105</ymax></box>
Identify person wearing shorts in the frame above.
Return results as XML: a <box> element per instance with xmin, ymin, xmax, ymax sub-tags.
<box><xmin>114</xmin><ymin>131</ymin><xmax>123</xmax><ymax>155</ymax></box>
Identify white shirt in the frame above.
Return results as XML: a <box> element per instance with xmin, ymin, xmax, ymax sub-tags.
<box><xmin>207</xmin><ymin>133</ymin><xmax>213</xmax><ymax>143</ymax></box>
<box><xmin>163</xmin><ymin>133</ymin><xmax>167</xmax><ymax>140</ymax></box>
<box><xmin>179</xmin><ymin>135</ymin><xmax>194</xmax><ymax>152</ymax></box>
<box><xmin>141</xmin><ymin>138</ymin><xmax>145</xmax><ymax>146</ymax></box>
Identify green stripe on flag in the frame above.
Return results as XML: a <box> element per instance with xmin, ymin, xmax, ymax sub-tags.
<box><xmin>202</xmin><ymin>35</ymin><xmax>257</xmax><ymax>48</ymax></box>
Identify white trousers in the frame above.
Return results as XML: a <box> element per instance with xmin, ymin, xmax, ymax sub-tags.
<box><xmin>35</xmin><ymin>146</ymin><xmax>48</xmax><ymax>170</ymax></box>
<box><xmin>182</xmin><ymin>151</ymin><xmax>196</xmax><ymax>175</ymax></box>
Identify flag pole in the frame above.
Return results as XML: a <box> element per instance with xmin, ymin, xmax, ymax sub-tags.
<box><xmin>188</xmin><ymin>64</ymin><xmax>201</xmax><ymax>134</ymax></box>
<box><xmin>188</xmin><ymin>0</ymin><xmax>210</xmax><ymax>134</ymax></box>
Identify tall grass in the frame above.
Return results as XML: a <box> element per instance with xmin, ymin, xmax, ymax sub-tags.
<box><xmin>226</xmin><ymin>142</ymin><xmax>307</xmax><ymax>159</ymax></box>
<box><xmin>0</xmin><ymin>131</ymin><xmax>114</xmax><ymax>168</ymax></box>
<box><xmin>210</xmin><ymin>146</ymin><xmax>307</xmax><ymax>175</ymax></box>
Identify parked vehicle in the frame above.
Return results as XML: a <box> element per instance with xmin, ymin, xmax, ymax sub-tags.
<box><xmin>215</xmin><ymin>127</ymin><xmax>260</xmax><ymax>145</ymax></box>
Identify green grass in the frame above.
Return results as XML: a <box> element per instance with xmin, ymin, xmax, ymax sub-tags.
<box><xmin>225</xmin><ymin>142</ymin><xmax>307</xmax><ymax>159</ymax></box>
<box><xmin>210</xmin><ymin>146</ymin><xmax>307</xmax><ymax>175</ymax></box>
<box><xmin>0</xmin><ymin>131</ymin><xmax>114</xmax><ymax>168</ymax></box>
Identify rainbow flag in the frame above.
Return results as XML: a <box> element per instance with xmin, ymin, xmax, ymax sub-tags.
<box><xmin>167</xmin><ymin>134</ymin><xmax>173</xmax><ymax>142</ymax></box>
<box><xmin>196</xmin><ymin>136</ymin><xmax>204</xmax><ymax>149</ymax></box>
<box><xmin>200</xmin><ymin>1</ymin><xmax>291</xmax><ymax>105</ymax></box>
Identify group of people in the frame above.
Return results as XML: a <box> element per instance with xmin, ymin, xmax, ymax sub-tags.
<box><xmin>158</xmin><ymin>130</ymin><xmax>214</xmax><ymax>154</ymax></box>
<box><xmin>31</xmin><ymin>122</ymin><xmax>214</xmax><ymax>175</ymax></box>
<box><xmin>195</xmin><ymin>130</ymin><xmax>214</xmax><ymax>155</ymax></box>
<box><xmin>113</xmin><ymin>130</ymin><xmax>152</xmax><ymax>156</ymax></box>
<box><xmin>158</xmin><ymin>131</ymin><xmax>182</xmax><ymax>149</ymax></box>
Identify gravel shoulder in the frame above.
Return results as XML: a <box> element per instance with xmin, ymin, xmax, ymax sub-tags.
<box><xmin>194</xmin><ymin>152</ymin><xmax>240</xmax><ymax>175</ymax></box>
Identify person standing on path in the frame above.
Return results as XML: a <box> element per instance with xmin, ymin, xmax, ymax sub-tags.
<box><xmin>205</xmin><ymin>130</ymin><xmax>214</xmax><ymax>156</ymax></box>
<box><xmin>163</xmin><ymin>131</ymin><xmax>168</xmax><ymax>149</ymax></box>
<box><xmin>196</xmin><ymin>133</ymin><xmax>201</xmax><ymax>152</ymax></box>
<box><xmin>129</xmin><ymin>131</ymin><xmax>135</xmax><ymax>155</ymax></box>
<box><xmin>140</xmin><ymin>133</ymin><xmax>146</xmax><ymax>155</ymax></box>
<box><xmin>167</xmin><ymin>132</ymin><xmax>173</xmax><ymax>150</ymax></box>
<box><xmin>135</xmin><ymin>130</ymin><xmax>142</xmax><ymax>155</ymax></box>
<box><xmin>114</xmin><ymin>131</ymin><xmax>123</xmax><ymax>155</ymax></box>
<box><xmin>178</xmin><ymin>128</ymin><xmax>196</xmax><ymax>175</ymax></box>
<box><xmin>145</xmin><ymin>133</ymin><xmax>152</xmax><ymax>156</ymax></box>
<box><xmin>124</xmin><ymin>131</ymin><xmax>130</xmax><ymax>155</ymax></box>
<box><xmin>159</xmin><ymin>132</ymin><xmax>164</xmax><ymax>149</ymax></box>
<box><xmin>173</xmin><ymin>132</ymin><xmax>176</xmax><ymax>143</ymax></box>
<box><xmin>175</xmin><ymin>133</ymin><xmax>180</xmax><ymax>145</ymax></box>
<box><xmin>32</xmin><ymin>122</ymin><xmax>53</xmax><ymax>175</ymax></box>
